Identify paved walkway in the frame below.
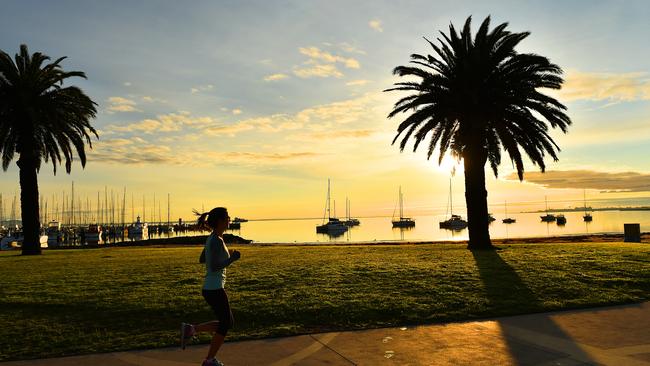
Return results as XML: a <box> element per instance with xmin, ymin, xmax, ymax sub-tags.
<box><xmin>4</xmin><ymin>302</ymin><xmax>650</xmax><ymax>365</ymax></box>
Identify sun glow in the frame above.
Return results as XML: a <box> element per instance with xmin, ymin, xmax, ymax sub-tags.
<box><xmin>435</xmin><ymin>154</ymin><xmax>463</xmax><ymax>176</ymax></box>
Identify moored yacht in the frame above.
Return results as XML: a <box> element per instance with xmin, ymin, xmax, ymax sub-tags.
<box><xmin>127</xmin><ymin>216</ymin><xmax>148</xmax><ymax>238</ymax></box>
<box><xmin>46</xmin><ymin>220</ymin><xmax>62</xmax><ymax>246</ymax></box>
<box><xmin>392</xmin><ymin>186</ymin><xmax>415</xmax><ymax>228</ymax></box>
<box><xmin>439</xmin><ymin>179</ymin><xmax>467</xmax><ymax>230</ymax></box>
<box><xmin>316</xmin><ymin>179</ymin><xmax>349</xmax><ymax>235</ymax></box>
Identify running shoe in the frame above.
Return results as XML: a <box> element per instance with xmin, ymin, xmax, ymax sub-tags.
<box><xmin>202</xmin><ymin>358</ymin><xmax>225</xmax><ymax>366</ymax></box>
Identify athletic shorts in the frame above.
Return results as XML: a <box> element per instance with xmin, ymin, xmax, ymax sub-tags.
<box><xmin>202</xmin><ymin>288</ymin><xmax>234</xmax><ymax>336</ymax></box>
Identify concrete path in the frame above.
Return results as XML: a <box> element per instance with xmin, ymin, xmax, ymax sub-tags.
<box><xmin>3</xmin><ymin>302</ymin><xmax>649</xmax><ymax>365</ymax></box>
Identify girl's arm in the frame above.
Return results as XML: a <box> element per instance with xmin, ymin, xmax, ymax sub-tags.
<box><xmin>209</xmin><ymin>241</ymin><xmax>240</xmax><ymax>271</ymax></box>
<box><xmin>199</xmin><ymin>248</ymin><xmax>206</xmax><ymax>263</ymax></box>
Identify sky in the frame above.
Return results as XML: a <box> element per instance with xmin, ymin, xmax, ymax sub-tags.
<box><xmin>1</xmin><ymin>0</ymin><xmax>650</xmax><ymax>220</ymax></box>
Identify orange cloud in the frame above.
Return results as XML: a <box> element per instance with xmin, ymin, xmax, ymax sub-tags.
<box><xmin>506</xmin><ymin>169</ymin><xmax>650</xmax><ymax>192</ymax></box>
<box><xmin>555</xmin><ymin>71</ymin><xmax>650</xmax><ymax>102</ymax></box>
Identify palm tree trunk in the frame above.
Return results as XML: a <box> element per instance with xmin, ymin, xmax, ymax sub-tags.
<box><xmin>17</xmin><ymin>156</ymin><xmax>41</xmax><ymax>255</ymax></box>
<box><xmin>463</xmin><ymin>150</ymin><xmax>492</xmax><ymax>250</ymax></box>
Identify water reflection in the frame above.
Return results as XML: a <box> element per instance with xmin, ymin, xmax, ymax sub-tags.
<box><xmin>229</xmin><ymin>210</ymin><xmax>650</xmax><ymax>243</ymax></box>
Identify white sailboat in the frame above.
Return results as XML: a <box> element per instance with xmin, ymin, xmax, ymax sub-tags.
<box><xmin>392</xmin><ymin>186</ymin><xmax>415</xmax><ymax>228</ymax></box>
<box><xmin>583</xmin><ymin>189</ymin><xmax>593</xmax><ymax>222</ymax></box>
<box><xmin>439</xmin><ymin>179</ymin><xmax>467</xmax><ymax>230</ymax></box>
<box><xmin>1</xmin><ymin>231</ymin><xmax>48</xmax><ymax>250</ymax></box>
<box><xmin>540</xmin><ymin>196</ymin><xmax>556</xmax><ymax>222</ymax></box>
<box><xmin>316</xmin><ymin>179</ymin><xmax>348</xmax><ymax>235</ymax></box>
<box><xmin>127</xmin><ymin>215</ymin><xmax>148</xmax><ymax>238</ymax></box>
<box><xmin>46</xmin><ymin>220</ymin><xmax>62</xmax><ymax>246</ymax></box>
<box><xmin>344</xmin><ymin>197</ymin><xmax>360</xmax><ymax>226</ymax></box>
<box><xmin>502</xmin><ymin>201</ymin><xmax>516</xmax><ymax>224</ymax></box>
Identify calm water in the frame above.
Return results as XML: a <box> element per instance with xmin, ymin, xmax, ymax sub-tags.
<box><xmin>226</xmin><ymin>210</ymin><xmax>650</xmax><ymax>243</ymax></box>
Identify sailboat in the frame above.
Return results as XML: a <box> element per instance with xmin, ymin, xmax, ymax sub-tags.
<box><xmin>540</xmin><ymin>196</ymin><xmax>556</xmax><ymax>222</ymax></box>
<box><xmin>502</xmin><ymin>201</ymin><xmax>516</xmax><ymax>224</ymax></box>
<box><xmin>316</xmin><ymin>179</ymin><xmax>348</xmax><ymax>234</ymax></box>
<box><xmin>439</xmin><ymin>179</ymin><xmax>467</xmax><ymax>230</ymax></box>
<box><xmin>583</xmin><ymin>190</ymin><xmax>593</xmax><ymax>222</ymax></box>
<box><xmin>343</xmin><ymin>197</ymin><xmax>360</xmax><ymax>226</ymax></box>
<box><xmin>392</xmin><ymin>186</ymin><xmax>415</xmax><ymax>228</ymax></box>
<box><xmin>127</xmin><ymin>215</ymin><xmax>148</xmax><ymax>238</ymax></box>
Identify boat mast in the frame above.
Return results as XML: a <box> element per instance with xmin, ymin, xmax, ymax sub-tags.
<box><xmin>167</xmin><ymin>193</ymin><xmax>170</xmax><ymax>228</ymax></box>
<box><xmin>327</xmin><ymin>178</ymin><xmax>331</xmax><ymax>220</ymax></box>
<box><xmin>449</xmin><ymin>178</ymin><xmax>454</xmax><ymax>216</ymax></box>
<box><xmin>122</xmin><ymin>187</ymin><xmax>127</xmax><ymax>227</ymax></box>
<box><xmin>545</xmin><ymin>196</ymin><xmax>549</xmax><ymax>215</ymax></box>
<box><xmin>71</xmin><ymin>181</ymin><xmax>75</xmax><ymax>227</ymax></box>
<box><xmin>104</xmin><ymin>186</ymin><xmax>108</xmax><ymax>226</ymax></box>
<box><xmin>399</xmin><ymin>186</ymin><xmax>404</xmax><ymax>220</ymax></box>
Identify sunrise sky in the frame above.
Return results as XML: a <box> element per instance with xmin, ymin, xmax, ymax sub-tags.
<box><xmin>1</xmin><ymin>0</ymin><xmax>650</xmax><ymax>220</ymax></box>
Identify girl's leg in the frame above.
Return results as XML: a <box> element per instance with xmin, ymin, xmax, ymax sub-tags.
<box><xmin>194</xmin><ymin>320</ymin><xmax>219</xmax><ymax>333</ymax></box>
<box><xmin>207</xmin><ymin>333</ymin><xmax>226</xmax><ymax>360</ymax></box>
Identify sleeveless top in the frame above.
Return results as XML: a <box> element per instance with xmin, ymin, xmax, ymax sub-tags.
<box><xmin>203</xmin><ymin>233</ymin><xmax>230</xmax><ymax>290</ymax></box>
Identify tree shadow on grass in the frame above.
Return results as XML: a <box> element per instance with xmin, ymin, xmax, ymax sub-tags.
<box><xmin>471</xmin><ymin>249</ymin><xmax>598</xmax><ymax>365</ymax></box>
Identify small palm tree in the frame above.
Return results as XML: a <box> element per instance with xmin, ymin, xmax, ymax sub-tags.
<box><xmin>386</xmin><ymin>16</ymin><xmax>571</xmax><ymax>249</ymax></box>
<box><xmin>0</xmin><ymin>45</ymin><xmax>98</xmax><ymax>255</ymax></box>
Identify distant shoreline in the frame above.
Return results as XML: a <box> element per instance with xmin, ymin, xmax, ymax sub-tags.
<box><xmin>523</xmin><ymin>206</ymin><xmax>650</xmax><ymax>213</ymax></box>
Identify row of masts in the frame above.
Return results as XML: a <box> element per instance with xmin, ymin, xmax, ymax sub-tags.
<box><xmin>0</xmin><ymin>182</ymin><xmax>175</xmax><ymax>229</ymax></box>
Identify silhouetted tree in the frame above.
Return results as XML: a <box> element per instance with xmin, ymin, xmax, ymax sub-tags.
<box><xmin>386</xmin><ymin>16</ymin><xmax>570</xmax><ymax>249</ymax></box>
<box><xmin>0</xmin><ymin>45</ymin><xmax>97</xmax><ymax>255</ymax></box>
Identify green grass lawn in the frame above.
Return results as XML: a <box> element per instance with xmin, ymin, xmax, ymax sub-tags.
<box><xmin>0</xmin><ymin>242</ymin><xmax>649</xmax><ymax>361</ymax></box>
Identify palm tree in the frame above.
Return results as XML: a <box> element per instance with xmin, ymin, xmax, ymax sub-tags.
<box><xmin>0</xmin><ymin>45</ymin><xmax>98</xmax><ymax>255</ymax></box>
<box><xmin>386</xmin><ymin>16</ymin><xmax>571</xmax><ymax>249</ymax></box>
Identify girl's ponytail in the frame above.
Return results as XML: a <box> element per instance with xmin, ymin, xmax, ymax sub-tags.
<box><xmin>193</xmin><ymin>209</ymin><xmax>210</xmax><ymax>231</ymax></box>
<box><xmin>193</xmin><ymin>207</ymin><xmax>228</xmax><ymax>231</ymax></box>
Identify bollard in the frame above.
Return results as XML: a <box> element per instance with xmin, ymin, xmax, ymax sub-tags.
<box><xmin>624</xmin><ymin>223</ymin><xmax>641</xmax><ymax>242</ymax></box>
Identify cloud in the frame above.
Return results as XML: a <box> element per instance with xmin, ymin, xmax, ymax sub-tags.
<box><xmin>232</xmin><ymin>109</ymin><xmax>242</xmax><ymax>115</ymax></box>
<box><xmin>337</xmin><ymin>42</ymin><xmax>366</xmax><ymax>55</ymax></box>
<box><xmin>298</xmin><ymin>47</ymin><xmax>360</xmax><ymax>69</ymax></box>
<box><xmin>292</xmin><ymin>47</ymin><xmax>360</xmax><ymax>79</ymax></box>
<box><xmin>294</xmin><ymin>63</ymin><xmax>343</xmax><ymax>78</ymax></box>
<box><xmin>191</xmin><ymin>84</ymin><xmax>214</xmax><ymax>94</ymax></box>
<box><xmin>555</xmin><ymin>71</ymin><xmax>650</xmax><ymax>102</ymax></box>
<box><xmin>90</xmin><ymin>136</ymin><xmax>317</xmax><ymax>167</ymax></box>
<box><xmin>264</xmin><ymin>73</ymin><xmax>289</xmax><ymax>81</ymax></box>
<box><xmin>204</xmin><ymin>151</ymin><xmax>320</xmax><ymax>162</ymax></box>
<box><xmin>123</xmin><ymin>82</ymin><xmax>131</xmax><ymax>87</ymax></box>
<box><xmin>505</xmin><ymin>170</ymin><xmax>650</xmax><ymax>192</ymax></box>
<box><xmin>107</xmin><ymin>97</ymin><xmax>139</xmax><ymax>113</ymax></box>
<box><xmin>290</xmin><ymin>129</ymin><xmax>376</xmax><ymax>141</ymax></box>
<box><xmin>203</xmin><ymin>93</ymin><xmax>384</xmax><ymax>139</ymax></box>
<box><xmin>107</xmin><ymin>112</ymin><xmax>217</xmax><ymax>134</ymax></box>
<box><xmin>203</xmin><ymin>115</ymin><xmax>302</xmax><ymax>137</ymax></box>
<box><xmin>346</xmin><ymin>79</ymin><xmax>370</xmax><ymax>86</ymax></box>
<box><xmin>101</xmin><ymin>138</ymin><xmax>134</xmax><ymax>147</ymax></box>
<box><xmin>369</xmin><ymin>19</ymin><xmax>383</xmax><ymax>32</ymax></box>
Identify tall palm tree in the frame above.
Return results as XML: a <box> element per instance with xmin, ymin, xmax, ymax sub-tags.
<box><xmin>0</xmin><ymin>45</ymin><xmax>98</xmax><ymax>255</ymax></box>
<box><xmin>386</xmin><ymin>16</ymin><xmax>571</xmax><ymax>249</ymax></box>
